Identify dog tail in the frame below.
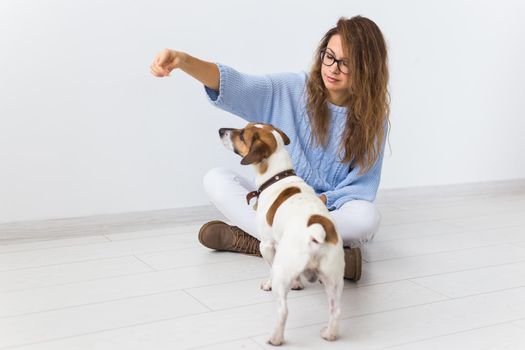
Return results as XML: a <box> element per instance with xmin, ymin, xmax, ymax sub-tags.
<box><xmin>306</xmin><ymin>214</ymin><xmax>339</xmax><ymax>245</ymax></box>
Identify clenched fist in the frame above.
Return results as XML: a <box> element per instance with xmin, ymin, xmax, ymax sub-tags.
<box><xmin>150</xmin><ymin>49</ymin><xmax>187</xmax><ymax>77</ymax></box>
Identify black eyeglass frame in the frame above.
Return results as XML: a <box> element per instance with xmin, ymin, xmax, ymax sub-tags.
<box><xmin>320</xmin><ymin>49</ymin><xmax>350</xmax><ymax>74</ymax></box>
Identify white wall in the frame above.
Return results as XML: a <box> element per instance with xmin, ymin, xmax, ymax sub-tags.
<box><xmin>1</xmin><ymin>0</ymin><xmax>524</xmax><ymax>223</ymax></box>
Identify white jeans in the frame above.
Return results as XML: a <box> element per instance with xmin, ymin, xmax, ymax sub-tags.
<box><xmin>203</xmin><ymin>167</ymin><xmax>381</xmax><ymax>247</ymax></box>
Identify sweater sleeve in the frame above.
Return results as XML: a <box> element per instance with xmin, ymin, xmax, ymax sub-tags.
<box><xmin>322</xmin><ymin>126</ymin><xmax>388</xmax><ymax>211</ymax></box>
<box><xmin>204</xmin><ymin>63</ymin><xmax>303</xmax><ymax>124</ymax></box>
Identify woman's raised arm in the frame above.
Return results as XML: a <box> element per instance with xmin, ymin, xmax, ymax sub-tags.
<box><xmin>150</xmin><ymin>49</ymin><xmax>220</xmax><ymax>90</ymax></box>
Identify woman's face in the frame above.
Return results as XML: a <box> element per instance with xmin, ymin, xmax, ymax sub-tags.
<box><xmin>320</xmin><ymin>34</ymin><xmax>351</xmax><ymax>103</ymax></box>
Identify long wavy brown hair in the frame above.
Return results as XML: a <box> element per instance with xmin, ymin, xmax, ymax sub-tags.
<box><xmin>306</xmin><ymin>16</ymin><xmax>390</xmax><ymax>174</ymax></box>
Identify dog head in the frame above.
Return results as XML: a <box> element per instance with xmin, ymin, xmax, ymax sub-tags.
<box><xmin>218</xmin><ymin>123</ymin><xmax>290</xmax><ymax>166</ymax></box>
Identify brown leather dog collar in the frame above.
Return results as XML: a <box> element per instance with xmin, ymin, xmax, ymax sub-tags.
<box><xmin>246</xmin><ymin>169</ymin><xmax>297</xmax><ymax>205</ymax></box>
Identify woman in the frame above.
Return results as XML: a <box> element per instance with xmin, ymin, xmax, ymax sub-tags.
<box><xmin>150</xmin><ymin>16</ymin><xmax>390</xmax><ymax>281</ymax></box>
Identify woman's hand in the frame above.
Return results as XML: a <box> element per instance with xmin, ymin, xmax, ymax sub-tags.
<box><xmin>150</xmin><ymin>49</ymin><xmax>188</xmax><ymax>77</ymax></box>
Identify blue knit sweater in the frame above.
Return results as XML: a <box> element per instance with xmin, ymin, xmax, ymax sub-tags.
<box><xmin>205</xmin><ymin>63</ymin><xmax>386</xmax><ymax>211</ymax></box>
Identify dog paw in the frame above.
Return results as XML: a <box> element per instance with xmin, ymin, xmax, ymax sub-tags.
<box><xmin>320</xmin><ymin>326</ymin><xmax>338</xmax><ymax>341</ymax></box>
<box><xmin>260</xmin><ymin>280</ymin><xmax>272</xmax><ymax>291</ymax></box>
<box><xmin>267</xmin><ymin>335</ymin><xmax>284</xmax><ymax>346</ymax></box>
<box><xmin>291</xmin><ymin>279</ymin><xmax>304</xmax><ymax>290</ymax></box>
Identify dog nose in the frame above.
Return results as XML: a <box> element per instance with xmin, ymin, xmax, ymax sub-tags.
<box><xmin>219</xmin><ymin>128</ymin><xmax>226</xmax><ymax>137</ymax></box>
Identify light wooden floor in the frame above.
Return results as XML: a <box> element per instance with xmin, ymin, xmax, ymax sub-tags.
<box><xmin>1</xmin><ymin>179</ymin><xmax>525</xmax><ymax>349</ymax></box>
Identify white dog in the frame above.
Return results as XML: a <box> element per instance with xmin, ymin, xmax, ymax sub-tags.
<box><xmin>219</xmin><ymin>122</ymin><xmax>345</xmax><ymax>346</ymax></box>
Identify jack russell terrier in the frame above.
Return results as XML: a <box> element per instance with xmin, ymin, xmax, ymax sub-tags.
<box><xmin>219</xmin><ymin>122</ymin><xmax>345</xmax><ymax>346</ymax></box>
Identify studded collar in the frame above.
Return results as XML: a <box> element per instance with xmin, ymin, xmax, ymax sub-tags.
<box><xmin>246</xmin><ymin>169</ymin><xmax>297</xmax><ymax>205</ymax></box>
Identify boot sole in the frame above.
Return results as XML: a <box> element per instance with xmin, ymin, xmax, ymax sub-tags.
<box><xmin>344</xmin><ymin>247</ymin><xmax>363</xmax><ymax>282</ymax></box>
<box><xmin>198</xmin><ymin>220</ymin><xmax>227</xmax><ymax>248</ymax></box>
<box><xmin>353</xmin><ymin>247</ymin><xmax>362</xmax><ymax>282</ymax></box>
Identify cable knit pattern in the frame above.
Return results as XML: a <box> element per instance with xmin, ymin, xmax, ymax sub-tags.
<box><xmin>205</xmin><ymin>63</ymin><xmax>385</xmax><ymax>211</ymax></box>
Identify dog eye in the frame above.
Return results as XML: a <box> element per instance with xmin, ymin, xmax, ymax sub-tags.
<box><xmin>240</xmin><ymin>131</ymin><xmax>245</xmax><ymax>142</ymax></box>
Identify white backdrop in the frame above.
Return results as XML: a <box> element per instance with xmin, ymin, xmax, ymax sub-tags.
<box><xmin>1</xmin><ymin>0</ymin><xmax>524</xmax><ymax>223</ymax></box>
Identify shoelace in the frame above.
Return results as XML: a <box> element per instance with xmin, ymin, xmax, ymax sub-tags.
<box><xmin>231</xmin><ymin>227</ymin><xmax>261</xmax><ymax>256</ymax></box>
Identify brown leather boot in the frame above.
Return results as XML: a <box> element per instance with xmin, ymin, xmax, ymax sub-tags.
<box><xmin>198</xmin><ymin>220</ymin><xmax>262</xmax><ymax>257</ymax></box>
<box><xmin>343</xmin><ymin>246</ymin><xmax>362</xmax><ymax>281</ymax></box>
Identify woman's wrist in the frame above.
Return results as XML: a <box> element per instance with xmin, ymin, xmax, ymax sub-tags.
<box><xmin>175</xmin><ymin>50</ymin><xmax>189</xmax><ymax>69</ymax></box>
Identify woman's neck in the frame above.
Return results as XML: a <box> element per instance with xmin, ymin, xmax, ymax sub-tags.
<box><xmin>327</xmin><ymin>91</ymin><xmax>348</xmax><ymax>106</ymax></box>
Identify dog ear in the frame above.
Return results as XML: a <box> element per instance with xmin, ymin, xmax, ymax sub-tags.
<box><xmin>241</xmin><ymin>133</ymin><xmax>270</xmax><ymax>165</ymax></box>
<box><xmin>274</xmin><ymin>127</ymin><xmax>290</xmax><ymax>145</ymax></box>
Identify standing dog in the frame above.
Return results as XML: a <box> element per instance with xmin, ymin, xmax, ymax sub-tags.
<box><xmin>219</xmin><ymin>122</ymin><xmax>345</xmax><ymax>346</ymax></box>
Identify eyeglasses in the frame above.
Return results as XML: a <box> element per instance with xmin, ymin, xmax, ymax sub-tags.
<box><xmin>320</xmin><ymin>49</ymin><xmax>350</xmax><ymax>74</ymax></box>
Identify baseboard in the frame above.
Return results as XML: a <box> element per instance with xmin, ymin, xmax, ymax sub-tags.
<box><xmin>1</xmin><ymin>178</ymin><xmax>524</xmax><ymax>244</ymax></box>
<box><xmin>0</xmin><ymin>205</ymin><xmax>226</xmax><ymax>244</ymax></box>
<box><xmin>377</xmin><ymin>178</ymin><xmax>525</xmax><ymax>203</ymax></box>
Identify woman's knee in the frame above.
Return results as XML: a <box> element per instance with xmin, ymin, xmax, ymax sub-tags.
<box><xmin>361</xmin><ymin>202</ymin><xmax>381</xmax><ymax>242</ymax></box>
<box><xmin>363</xmin><ymin>200</ymin><xmax>381</xmax><ymax>225</ymax></box>
<box><xmin>202</xmin><ymin>167</ymin><xmax>234</xmax><ymax>201</ymax></box>
<box><xmin>336</xmin><ymin>200</ymin><xmax>381</xmax><ymax>244</ymax></box>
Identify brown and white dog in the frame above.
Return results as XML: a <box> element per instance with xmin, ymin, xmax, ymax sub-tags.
<box><xmin>219</xmin><ymin>122</ymin><xmax>344</xmax><ymax>346</ymax></box>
